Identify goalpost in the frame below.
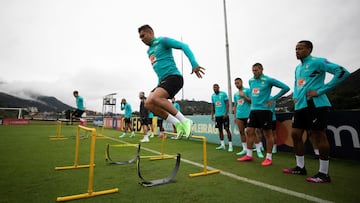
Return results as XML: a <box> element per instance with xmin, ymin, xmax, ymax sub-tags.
<box><xmin>0</xmin><ymin>107</ymin><xmax>29</xmax><ymax>125</ymax></box>
<box><xmin>0</xmin><ymin>107</ymin><xmax>24</xmax><ymax>119</ymax></box>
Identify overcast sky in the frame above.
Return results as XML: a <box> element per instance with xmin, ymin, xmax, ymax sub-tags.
<box><xmin>0</xmin><ymin>0</ymin><xmax>359</xmax><ymax>113</ymax></box>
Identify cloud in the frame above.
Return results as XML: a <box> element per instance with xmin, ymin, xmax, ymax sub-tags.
<box><xmin>1</xmin><ymin>0</ymin><xmax>359</xmax><ymax>113</ymax></box>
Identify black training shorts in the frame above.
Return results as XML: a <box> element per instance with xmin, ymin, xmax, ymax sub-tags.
<box><xmin>124</xmin><ymin>117</ymin><xmax>131</xmax><ymax>124</ymax></box>
<box><xmin>154</xmin><ymin>75</ymin><xmax>183</xmax><ymax>99</ymax></box>
<box><xmin>140</xmin><ymin>117</ymin><xmax>149</xmax><ymax>125</ymax></box>
<box><xmin>215</xmin><ymin>116</ymin><xmax>230</xmax><ymax>130</ymax></box>
<box><xmin>247</xmin><ymin>110</ymin><xmax>273</xmax><ymax>130</ymax></box>
<box><xmin>72</xmin><ymin>109</ymin><xmax>84</xmax><ymax>118</ymax></box>
<box><xmin>236</xmin><ymin>118</ymin><xmax>248</xmax><ymax>127</ymax></box>
<box><xmin>292</xmin><ymin>100</ymin><xmax>329</xmax><ymax>131</ymax></box>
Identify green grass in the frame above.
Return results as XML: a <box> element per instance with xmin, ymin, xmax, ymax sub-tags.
<box><xmin>0</xmin><ymin>122</ymin><xmax>359</xmax><ymax>203</ymax></box>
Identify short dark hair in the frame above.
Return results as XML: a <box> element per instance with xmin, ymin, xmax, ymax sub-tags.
<box><xmin>252</xmin><ymin>63</ymin><xmax>263</xmax><ymax>69</ymax></box>
<box><xmin>298</xmin><ymin>40</ymin><xmax>313</xmax><ymax>52</ymax></box>
<box><xmin>138</xmin><ymin>24</ymin><xmax>153</xmax><ymax>33</ymax></box>
<box><xmin>73</xmin><ymin>90</ymin><xmax>78</xmax><ymax>94</ymax></box>
<box><xmin>234</xmin><ymin>77</ymin><xmax>242</xmax><ymax>81</ymax></box>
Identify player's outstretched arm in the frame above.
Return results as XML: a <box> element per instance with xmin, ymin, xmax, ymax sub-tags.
<box><xmin>191</xmin><ymin>66</ymin><xmax>205</xmax><ymax>78</ymax></box>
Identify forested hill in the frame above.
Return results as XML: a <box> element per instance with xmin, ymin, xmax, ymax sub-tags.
<box><xmin>327</xmin><ymin>68</ymin><xmax>360</xmax><ymax>110</ymax></box>
<box><xmin>0</xmin><ymin>92</ymin><xmax>73</xmax><ymax>112</ymax></box>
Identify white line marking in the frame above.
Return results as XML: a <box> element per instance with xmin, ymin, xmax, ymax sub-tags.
<box><xmin>105</xmin><ymin>136</ymin><xmax>333</xmax><ymax>203</ymax></box>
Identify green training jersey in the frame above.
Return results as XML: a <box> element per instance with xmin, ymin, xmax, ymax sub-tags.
<box><xmin>212</xmin><ymin>91</ymin><xmax>229</xmax><ymax>117</ymax></box>
<box><xmin>249</xmin><ymin>74</ymin><xmax>289</xmax><ymax>111</ymax></box>
<box><xmin>147</xmin><ymin>37</ymin><xmax>199</xmax><ymax>84</ymax></box>
<box><xmin>293</xmin><ymin>55</ymin><xmax>350</xmax><ymax>110</ymax></box>
<box><xmin>233</xmin><ymin>88</ymin><xmax>251</xmax><ymax>119</ymax></box>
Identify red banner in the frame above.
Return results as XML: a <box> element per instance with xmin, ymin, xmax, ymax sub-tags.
<box><xmin>2</xmin><ymin>119</ymin><xmax>29</xmax><ymax>125</ymax></box>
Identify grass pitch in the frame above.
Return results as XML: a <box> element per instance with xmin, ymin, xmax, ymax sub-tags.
<box><xmin>0</xmin><ymin>121</ymin><xmax>359</xmax><ymax>203</ymax></box>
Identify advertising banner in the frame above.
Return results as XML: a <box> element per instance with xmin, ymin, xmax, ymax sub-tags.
<box><xmin>103</xmin><ymin>117</ymin><xmax>113</xmax><ymax>128</ymax></box>
<box><xmin>2</xmin><ymin>118</ymin><xmax>29</xmax><ymax>125</ymax></box>
<box><xmin>97</xmin><ymin>110</ymin><xmax>360</xmax><ymax>160</ymax></box>
<box><xmin>92</xmin><ymin>117</ymin><xmax>103</xmax><ymax>126</ymax></box>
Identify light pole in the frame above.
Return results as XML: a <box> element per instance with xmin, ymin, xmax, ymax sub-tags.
<box><xmin>181</xmin><ymin>36</ymin><xmax>184</xmax><ymax>100</ymax></box>
<box><xmin>223</xmin><ymin>0</ymin><xmax>233</xmax><ymax>112</ymax></box>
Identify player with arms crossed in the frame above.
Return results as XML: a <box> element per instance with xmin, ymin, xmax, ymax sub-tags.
<box><xmin>233</xmin><ymin>78</ymin><xmax>251</xmax><ymax>156</ymax></box>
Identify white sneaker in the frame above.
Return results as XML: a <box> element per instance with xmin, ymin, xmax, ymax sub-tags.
<box><xmin>119</xmin><ymin>133</ymin><xmax>126</xmax><ymax>138</ymax></box>
<box><xmin>140</xmin><ymin>136</ymin><xmax>149</xmax><ymax>142</ymax></box>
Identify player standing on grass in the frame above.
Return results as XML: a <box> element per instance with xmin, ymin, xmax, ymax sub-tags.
<box><xmin>138</xmin><ymin>24</ymin><xmax>205</xmax><ymax>139</ymax></box>
<box><xmin>233</xmin><ymin>78</ymin><xmax>251</xmax><ymax>156</ymax></box>
<box><xmin>211</xmin><ymin>83</ymin><xmax>233</xmax><ymax>152</ymax></box>
<box><xmin>119</xmin><ymin>98</ymin><xmax>135</xmax><ymax>138</ymax></box>
<box><xmin>282</xmin><ymin>40</ymin><xmax>350</xmax><ymax>183</ymax></box>
<box><xmin>270</xmin><ymin>97</ymin><xmax>278</xmax><ymax>154</ymax></box>
<box><xmin>139</xmin><ymin>91</ymin><xmax>151</xmax><ymax>142</ymax></box>
<box><xmin>147</xmin><ymin>111</ymin><xmax>155</xmax><ymax>138</ymax></box>
<box><xmin>237</xmin><ymin>63</ymin><xmax>290</xmax><ymax>166</ymax></box>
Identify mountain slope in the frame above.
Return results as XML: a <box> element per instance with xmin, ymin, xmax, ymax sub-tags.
<box><xmin>327</xmin><ymin>68</ymin><xmax>360</xmax><ymax>110</ymax></box>
<box><xmin>0</xmin><ymin>92</ymin><xmax>73</xmax><ymax>112</ymax></box>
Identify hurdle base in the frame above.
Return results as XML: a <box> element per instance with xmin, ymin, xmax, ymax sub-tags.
<box><xmin>149</xmin><ymin>155</ymin><xmax>176</xmax><ymax>160</ymax></box>
<box><xmin>49</xmin><ymin>136</ymin><xmax>68</xmax><ymax>140</ymax></box>
<box><xmin>111</xmin><ymin>144</ymin><xmax>139</xmax><ymax>147</ymax></box>
<box><xmin>56</xmin><ymin>188</ymin><xmax>119</xmax><ymax>202</ymax></box>
<box><xmin>189</xmin><ymin>169</ymin><xmax>220</xmax><ymax>177</ymax></box>
<box><xmin>55</xmin><ymin>164</ymin><xmax>94</xmax><ymax>170</ymax></box>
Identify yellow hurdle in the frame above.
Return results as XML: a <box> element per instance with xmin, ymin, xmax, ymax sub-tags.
<box><xmin>107</xmin><ymin>143</ymin><xmax>157</xmax><ymax>159</ymax></box>
<box><xmin>55</xmin><ymin>125</ymin><xmax>95</xmax><ymax>170</ymax></box>
<box><xmin>189</xmin><ymin>135</ymin><xmax>220</xmax><ymax>177</ymax></box>
<box><xmin>55</xmin><ymin>125</ymin><xmax>118</xmax><ymax>202</ymax></box>
<box><xmin>149</xmin><ymin>131</ymin><xmax>176</xmax><ymax>160</ymax></box>
<box><xmin>49</xmin><ymin>121</ymin><xmax>68</xmax><ymax>140</ymax></box>
<box><xmin>96</xmin><ymin>125</ymin><xmax>106</xmax><ymax>139</ymax></box>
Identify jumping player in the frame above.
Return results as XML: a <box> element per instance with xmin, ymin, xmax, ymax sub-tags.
<box><xmin>72</xmin><ymin>90</ymin><xmax>85</xmax><ymax>125</ymax></box>
<box><xmin>138</xmin><ymin>24</ymin><xmax>205</xmax><ymax>139</ymax></box>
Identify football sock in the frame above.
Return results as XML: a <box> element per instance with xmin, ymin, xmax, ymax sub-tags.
<box><xmin>242</xmin><ymin>143</ymin><xmax>247</xmax><ymax>150</ymax></box>
<box><xmin>246</xmin><ymin>148</ymin><xmax>253</xmax><ymax>157</ymax></box>
<box><xmin>319</xmin><ymin>159</ymin><xmax>329</xmax><ymax>174</ymax></box>
<box><xmin>166</xmin><ymin>114</ymin><xmax>180</xmax><ymax>125</ymax></box>
<box><xmin>296</xmin><ymin>155</ymin><xmax>305</xmax><ymax>168</ymax></box>
<box><xmin>266</xmin><ymin>153</ymin><xmax>272</xmax><ymax>160</ymax></box>
<box><xmin>175</xmin><ymin>111</ymin><xmax>187</xmax><ymax>122</ymax></box>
